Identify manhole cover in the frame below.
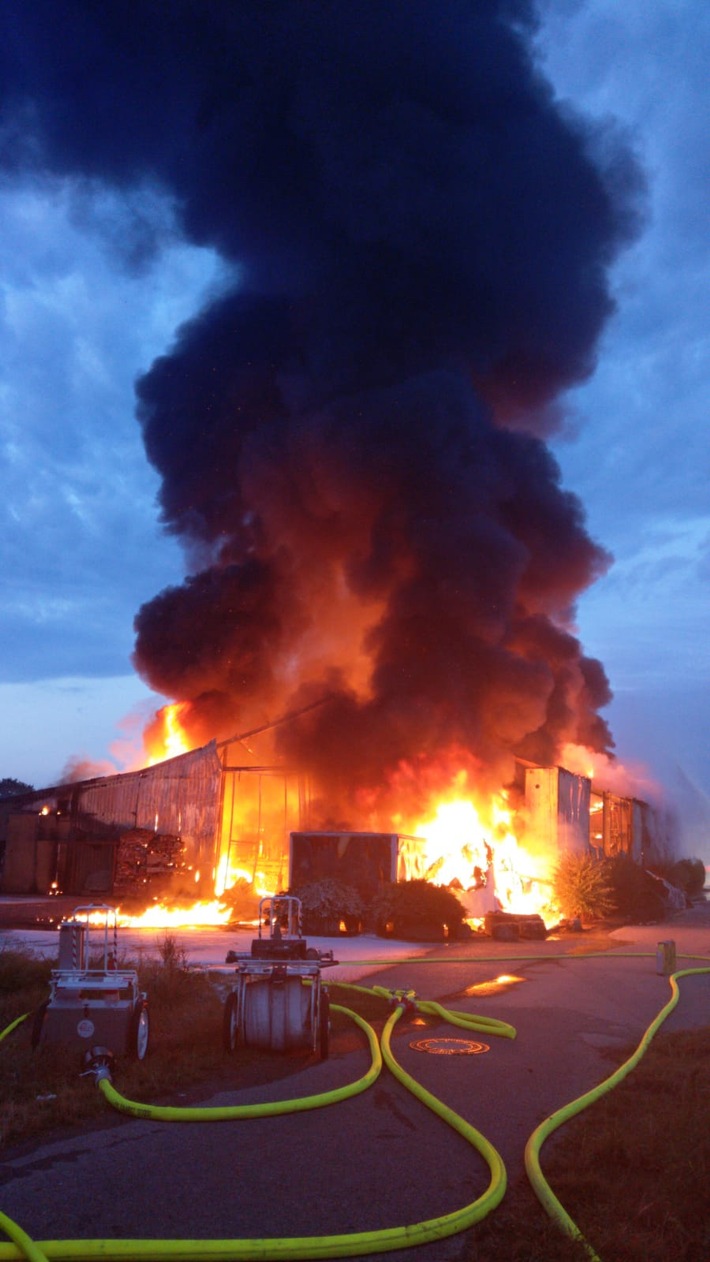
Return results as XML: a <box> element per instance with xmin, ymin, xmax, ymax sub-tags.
<box><xmin>409</xmin><ymin>1037</ymin><xmax>490</xmax><ymax>1055</ymax></box>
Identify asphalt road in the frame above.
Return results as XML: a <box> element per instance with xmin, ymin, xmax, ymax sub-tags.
<box><xmin>1</xmin><ymin>905</ymin><xmax>709</xmax><ymax>1262</ymax></box>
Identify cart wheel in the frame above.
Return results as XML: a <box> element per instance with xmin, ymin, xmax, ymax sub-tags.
<box><xmin>319</xmin><ymin>989</ymin><xmax>330</xmax><ymax>1060</ymax></box>
<box><xmin>31</xmin><ymin>1000</ymin><xmax>48</xmax><ymax>1050</ymax></box>
<box><xmin>223</xmin><ymin>991</ymin><xmax>241</xmax><ymax>1053</ymax></box>
<box><xmin>128</xmin><ymin>1000</ymin><xmax>150</xmax><ymax>1060</ymax></box>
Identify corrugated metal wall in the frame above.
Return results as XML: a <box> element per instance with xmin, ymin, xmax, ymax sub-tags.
<box><xmin>602</xmin><ymin>793</ymin><xmax>633</xmax><ymax>858</ymax></box>
<box><xmin>2</xmin><ymin>746</ymin><xmax>668</xmax><ymax>897</ymax></box>
<box><xmin>524</xmin><ymin>766</ymin><xmax>592</xmax><ymax>857</ymax></box>
<box><xmin>77</xmin><ymin>745</ymin><xmax>220</xmax><ymax>842</ymax></box>
<box><xmin>69</xmin><ymin>743</ymin><xmax>223</xmax><ymax>889</ymax></box>
<box><xmin>0</xmin><ymin>744</ymin><xmax>223</xmax><ymax>896</ymax></box>
<box><xmin>557</xmin><ymin>768</ymin><xmax>592</xmax><ymax>855</ymax></box>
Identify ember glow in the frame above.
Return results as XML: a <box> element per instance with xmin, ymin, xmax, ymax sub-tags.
<box><xmin>464</xmin><ymin>975</ymin><xmax>527</xmax><ymax>997</ymax></box>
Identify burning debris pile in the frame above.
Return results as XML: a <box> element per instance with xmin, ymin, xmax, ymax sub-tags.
<box><xmin>2</xmin><ymin>2</ymin><xmax>649</xmax><ymax>918</ymax></box>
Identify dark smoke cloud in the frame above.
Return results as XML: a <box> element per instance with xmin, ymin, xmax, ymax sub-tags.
<box><xmin>1</xmin><ymin>1</ymin><xmax>645</xmax><ymax>802</ymax></box>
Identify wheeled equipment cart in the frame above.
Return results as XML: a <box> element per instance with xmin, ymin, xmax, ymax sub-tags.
<box><xmin>223</xmin><ymin>895</ymin><xmax>336</xmax><ymax>1058</ymax></box>
<box><xmin>32</xmin><ymin>903</ymin><xmax>150</xmax><ymax>1060</ymax></box>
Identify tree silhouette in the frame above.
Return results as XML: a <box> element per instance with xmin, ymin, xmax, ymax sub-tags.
<box><xmin>0</xmin><ymin>777</ymin><xmax>34</xmax><ymax>799</ymax></box>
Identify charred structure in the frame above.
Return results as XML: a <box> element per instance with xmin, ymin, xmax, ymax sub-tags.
<box><xmin>0</xmin><ymin>747</ymin><xmax>671</xmax><ymax>904</ymax></box>
<box><xmin>0</xmin><ymin>746</ymin><xmax>222</xmax><ymax>900</ymax></box>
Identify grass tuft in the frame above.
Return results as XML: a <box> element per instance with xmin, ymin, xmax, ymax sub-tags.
<box><xmin>0</xmin><ymin>943</ymin><xmax>291</xmax><ymax>1148</ymax></box>
<box><xmin>546</xmin><ymin>1027</ymin><xmax>710</xmax><ymax>1262</ymax></box>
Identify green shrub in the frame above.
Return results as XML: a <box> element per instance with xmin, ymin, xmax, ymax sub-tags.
<box><xmin>370</xmin><ymin>879</ymin><xmax>465</xmax><ymax>941</ymax></box>
<box><xmin>553</xmin><ymin>853</ymin><xmax>614</xmax><ymax>924</ymax></box>
<box><xmin>0</xmin><ymin>948</ymin><xmax>52</xmax><ymax>1047</ymax></box>
<box><xmin>290</xmin><ymin>879</ymin><xmax>365</xmax><ymax>935</ymax></box>
<box><xmin>604</xmin><ymin>855</ymin><xmax>668</xmax><ymax>922</ymax></box>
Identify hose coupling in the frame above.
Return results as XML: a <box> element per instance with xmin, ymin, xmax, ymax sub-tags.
<box><xmin>81</xmin><ymin>1046</ymin><xmax>115</xmax><ymax>1082</ymax></box>
<box><xmin>389</xmin><ymin>988</ymin><xmax>418</xmax><ymax>1014</ymax></box>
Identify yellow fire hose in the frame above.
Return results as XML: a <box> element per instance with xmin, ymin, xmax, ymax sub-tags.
<box><xmin>0</xmin><ymin>1014</ymin><xmax>29</xmax><ymax>1045</ymax></box>
<box><xmin>97</xmin><ymin>985</ymin><xmax>514</xmax><ymax>1122</ymax></box>
<box><xmin>0</xmin><ymin>1214</ymin><xmax>48</xmax><ymax>1262</ymax></box>
<box><xmin>524</xmin><ymin>964</ymin><xmax>710</xmax><ymax>1261</ymax></box>
<box><xmin>98</xmin><ymin>1004</ymin><xmax>382</xmax><ymax>1121</ymax></box>
<box><xmin>1</xmin><ymin>955</ymin><xmax>709</xmax><ymax>1262</ymax></box>
<box><xmin>370</xmin><ymin>985</ymin><xmax>517</xmax><ymax>1038</ymax></box>
<box><xmin>0</xmin><ymin>995</ymin><xmax>510</xmax><ymax>1262</ymax></box>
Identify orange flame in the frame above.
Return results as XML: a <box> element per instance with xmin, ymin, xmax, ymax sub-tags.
<box><xmin>214</xmin><ymin>859</ymin><xmax>273</xmax><ymax>900</ymax></box>
<box><xmin>146</xmin><ymin>702</ymin><xmax>194</xmax><ymax>765</ymax></box>
<box><xmin>117</xmin><ymin>900</ymin><xmax>232</xmax><ymax>929</ymax></box>
<box><xmin>404</xmin><ymin>780</ymin><xmax>559</xmax><ymax>926</ymax></box>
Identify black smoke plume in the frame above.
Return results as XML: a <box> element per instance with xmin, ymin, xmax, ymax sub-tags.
<box><xmin>1</xmin><ymin>1</ymin><xmax>644</xmax><ymax>805</ymax></box>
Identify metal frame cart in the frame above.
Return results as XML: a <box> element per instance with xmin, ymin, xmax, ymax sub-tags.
<box><xmin>223</xmin><ymin>895</ymin><xmax>337</xmax><ymax>1058</ymax></box>
<box><xmin>32</xmin><ymin>903</ymin><xmax>150</xmax><ymax>1060</ymax></box>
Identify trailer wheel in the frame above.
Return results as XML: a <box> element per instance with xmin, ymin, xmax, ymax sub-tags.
<box><xmin>128</xmin><ymin>1000</ymin><xmax>150</xmax><ymax>1060</ymax></box>
<box><xmin>223</xmin><ymin>991</ymin><xmax>241</xmax><ymax>1053</ymax></box>
<box><xmin>319</xmin><ymin>990</ymin><xmax>330</xmax><ymax>1060</ymax></box>
<box><xmin>31</xmin><ymin>1001</ymin><xmax>48</xmax><ymax>1050</ymax></box>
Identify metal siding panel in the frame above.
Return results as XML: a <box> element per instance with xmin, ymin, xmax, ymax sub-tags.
<box><xmin>76</xmin><ymin>747</ymin><xmax>220</xmax><ymax>828</ymax></box>
<box><xmin>67</xmin><ymin>745</ymin><xmax>222</xmax><ymax>890</ymax></box>
<box><xmin>524</xmin><ymin>767</ymin><xmax>558</xmax><ymax>851</ymax></box>
<box><xmin>557</xmin><ymin>769</ymin><xmax>592</xmax><ymax>856</ymax></box>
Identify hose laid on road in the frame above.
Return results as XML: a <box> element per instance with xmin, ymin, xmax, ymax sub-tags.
<box><xmin>0</xmin><ymin>1213</ymin><xmax>48</xmax><ymax>1262</ymax></box>
<box><xmin>92</xmin><ymin>982</ymin><xmax>514</xmax><ymax>1122</ymax></box>
<box><xmin>0</xmin><ymin>994</ymin><xmax>509</xmax><ymax>1262</ymax></box>
<box><xmin>367</xmin><ymin>984</ymin><xmax>517</xmax><ymax>1039</ymax></box>
<box><xmin>524</xmin><ymin>965</ymin><xmax>710</xmax><ymax>1261</ymax></box>
<box><xmin>332</xmin><ymin>949</ymin><xmax>710</xmax><ymax>966</ymax></box>
<box><xmin>98</xmin><ymin>1003</ymin><xmax>381</xmax><ymax>1121</ymax></box>
<box><xmin>2</xmin><ymin>953</ymin><xmax>708</xmax><ymax>1261</ymax></box>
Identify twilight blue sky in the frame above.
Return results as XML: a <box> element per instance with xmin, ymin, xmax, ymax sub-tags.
<box><xmin>0</xmin><ymin>1</ymin><xmax>708</xmax><ymax>850</ymax></box>
<box><xmin>538</xmin><ymin>0</ymin><xmax>709</xmax><ymax>850</ymax></box>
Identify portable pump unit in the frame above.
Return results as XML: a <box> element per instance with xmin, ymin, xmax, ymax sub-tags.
<box><xmin>32</xmin><ymin>904</ymin><xmax>150</xmax><ymax>1060</ymax></box>
<box><xmin>223</xmin><ymin>895</ymin><xmax>336</xmax><ymax>1058</ymax></box>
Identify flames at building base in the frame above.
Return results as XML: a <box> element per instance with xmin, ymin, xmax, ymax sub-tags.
<box><xmin>1</xmin><ymin>707</ymin><xmax>671</xmax><ymax>936</ymax></box>
<box><xmin>113</xmin><ymin>718</ymin><xmax>667</xmax><ymax>933</ymax></box>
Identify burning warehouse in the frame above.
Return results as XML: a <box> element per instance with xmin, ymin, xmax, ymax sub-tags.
<box><xmin>0</xmin><ymin>4</ymin><xmax>668</xmax><ymax>920</ymax></box>
<box><xmin>0</xmin><ymin>723</ymin><xmax>671</xmax><ymax>928</ymax></box>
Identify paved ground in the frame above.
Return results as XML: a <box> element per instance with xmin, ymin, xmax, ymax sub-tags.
<box><xmin>1</xmin><ymin>900</ymin><xmax>709</xmax><ymax>1261</ymax></box>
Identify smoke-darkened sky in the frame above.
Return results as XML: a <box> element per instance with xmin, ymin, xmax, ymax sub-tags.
<box><xmin>0</xmin><ymin>1</ymin><xmax>707</xmax><ymax>844</ymax></box>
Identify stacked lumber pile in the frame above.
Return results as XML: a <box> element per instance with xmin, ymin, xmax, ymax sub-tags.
<box><xmin>114</xmin><ymin>828</ymin><xmax>185</xmax><ymax>894</ymax></box>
